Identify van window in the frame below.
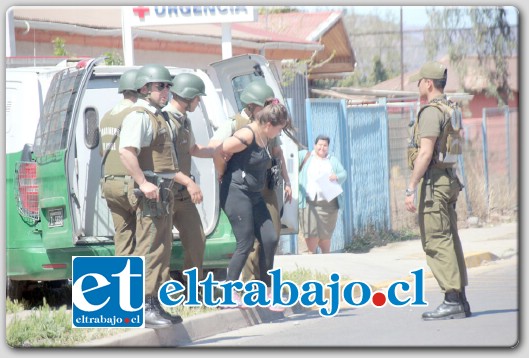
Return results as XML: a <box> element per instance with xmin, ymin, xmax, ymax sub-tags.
<box><xmin>232</xmin><ymin>74</ymin><xmax>263</xmax><ymax>113</ymax></box>
<box><xmin>84</xmin><ymin>107</ymin><xmax>99</xmax><ymax>149</ymax></box>
<box><xmin>33</xmin><ymin>68</ymin><xmax>84</xmax><ymax>157</ymax></box>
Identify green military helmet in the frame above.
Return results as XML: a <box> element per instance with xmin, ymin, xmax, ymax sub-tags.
<box><xmin>134</xmin><ymin>64</ymin><xmax>173</xmax><ymax>90</ymax></box>
<box><xmin>171</xmin><ymin>73</ymin><xmax>207</xmax><ymax>99</ymax></box>
<box><xmin>118</xmin><ymin>69</ymin><xmax>138</xmax><ymax>93</ymax></box>
<box><xmin>240</xmin><ymin>80</ymin><xmax>275</xmax><ymax>107</ymax></box>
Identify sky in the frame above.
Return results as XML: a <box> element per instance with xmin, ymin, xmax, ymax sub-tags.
<box><xmin>298</xmin><ymin>5</ymin><xmax>519</xmax><ymax>30</ymax></box>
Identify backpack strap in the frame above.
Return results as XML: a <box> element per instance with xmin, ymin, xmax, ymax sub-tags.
<box><xmin>299</xmin><ymin>151</ymin><xmax>311</xmax><ymax>172</ymax></box>
<box><xmin>233</xmin><ymin>125</ymin><xmax>254</xmax><ymax>147</ymax></box>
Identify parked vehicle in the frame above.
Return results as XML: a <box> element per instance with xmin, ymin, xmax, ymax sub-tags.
<box><xmin>6</xmin><ymin>55</ymin><xmax>298</xmax><ymax>300</ymax></box>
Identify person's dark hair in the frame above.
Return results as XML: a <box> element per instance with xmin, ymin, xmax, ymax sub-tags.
<box><xmin>281</xmin><ymin>116</ymin><xmax>303</xmax><ymax>148</ymax></box>
<box><xmin>258</xmin><ymin>98</ymin><xmax>304</xmax><ymax>148</ymax></box>
<box><xmin>256</xmin><ymin>98</ymin><xmax>289</xmax><ymax>126</ymax></box>
<box><xmin>432</xmin><ymin>69</ymin><xmax>447</xmax><ymax>90</ymax></box>
<box><xmin>432</xmin><ymin>78</ymin><xmax>447</xmax><ymax>91</ymax></box>
<box><xmin>314</xmin><ymin>134</ymin><xmax>330</xmax><ymax>145</ymax></box>
<box><xmin>122</xmin><ymin>89</ymin><xmax>138</xmax><ymax>100</ymax></box>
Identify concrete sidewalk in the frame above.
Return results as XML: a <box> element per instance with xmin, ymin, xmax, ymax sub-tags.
<box><xmin>80</xmin><ymin>221</ymin><xmax>518</xmax><ymax>347</ymax></box>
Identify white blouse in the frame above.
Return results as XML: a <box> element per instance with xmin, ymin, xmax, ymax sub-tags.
<box><xmin>305</xmin><ymin>152</ymin><xmax>333</xmax><ymax>201</ymax></box>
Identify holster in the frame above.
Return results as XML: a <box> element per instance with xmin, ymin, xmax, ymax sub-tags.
<box><xmin>140</xmin><ymin>175</ymin><xmax>173</xmax><ymax>217</ymax></box>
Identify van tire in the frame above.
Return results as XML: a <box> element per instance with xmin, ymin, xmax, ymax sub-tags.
<box><xmin>6</xmin><ymin>279</ymin><xmax>30</xmax><ymax>302</ymax></box>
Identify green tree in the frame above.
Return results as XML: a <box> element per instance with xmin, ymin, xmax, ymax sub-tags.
<box><xmin>103</xmin><ymin>51</ymin><xmax>123</xmax><ymax>65</ymax></box>
<box><xmin>337</xmin><ymin>55</ymin><xmax>392</xmax><ymax>88</ymax></box>
<box><xmin>281</xmin><ymin>50</ymin><xmax>337</xmax><ymax>89</ymax></box>
<box><xmin>424</xmin><ymin>7</ymin><xmax>517</xmax><ymax>106</ymax></box>
<box><xmin>339</xmin><ymin>12</ymin><xmax>403</xmax><ymax>88</ymax></box>
<box><xmin>368</xmin><ymin>55</ymin><xmax>389</xmax><ymax>84</ymax></box>
<box><xmin>52</xmin><ymin>37</ymin><xmax>70</xmax><ymax>57</ymax></box>
<box><xmin>258</xmin><ymin>6</ymin><xmax>298</xmax><ymax>14</ymax></box>
<box><xmin>338</xmin><ymin>71</ymin><xmax>366</xmax><ymax>88</ymax></box>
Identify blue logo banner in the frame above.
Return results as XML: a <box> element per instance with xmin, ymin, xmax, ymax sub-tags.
<box><xmin>72</xmin><ymin>256</ymin><xmax>144</xmax><ymax>328</ymax></box>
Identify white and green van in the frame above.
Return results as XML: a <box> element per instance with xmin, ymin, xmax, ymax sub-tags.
<box><xmin>6</xmin><ymin>55</ymin><xmax>299</xmax><ymax>300</ymax></box>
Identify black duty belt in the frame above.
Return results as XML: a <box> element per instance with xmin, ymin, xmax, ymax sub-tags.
<box><xmin>175</xmin><ymin>184</ymin><xmax>187</xmax><ymax>192</ymax></box>
<box><xmin>174</xmin><ymin>174</ymin><xmax>195</xmax><ymax>192</ymax></box>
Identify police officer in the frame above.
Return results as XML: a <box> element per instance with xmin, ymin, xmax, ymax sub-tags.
<box><xmin>162</xmin><ymin>72</ymin><xmax>214</xmax><ymax>282</ymax></box>
<box><xmin>118</xmin><ymin>64</ymin><xmax>182</xmax><ymax>327</ymax></box>
<box><xmin>209</xmin><ymin>80</ymin><xmax>294</xmax><ymax>282</ymax></box>
<box><xmin>405</xmin><ymin>61</ymin><xmax>470</xmax><ymax>320</ymax></box>
<box><xmin>99</xmin><ymin>69</ymin><xmax>138</xmax><ymax>257</ymax></box>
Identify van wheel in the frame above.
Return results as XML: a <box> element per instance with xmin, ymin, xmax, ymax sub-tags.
<box><xmin>6</xmin><ymin>279</ymin><xmax>30</xmax><ymax>302</ymax></box>
<box><xmin>43</xmin><ymin>280</ymin><xmax>72</xmax><ymax>308</ymax></box>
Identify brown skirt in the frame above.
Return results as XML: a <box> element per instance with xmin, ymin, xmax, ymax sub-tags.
<box><xmin>302</xmin><ymin>197</ymin><xmax>339</xmax><ymax>241</ymax></box>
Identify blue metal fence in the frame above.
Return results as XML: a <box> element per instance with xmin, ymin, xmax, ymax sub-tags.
<box><xmin>304</xmin><ymin>99</ymin><xmax>391</xmax><ymax>252</ymax></box>
<box><xmin>284</xmin><ymin>96</ymin><xmax>518</xmax><ymax>254</ymax></box>
<box><xmin>344</xmin><ymin>103</ymin><xmax>391</xmax><ymax>236</ymax></box>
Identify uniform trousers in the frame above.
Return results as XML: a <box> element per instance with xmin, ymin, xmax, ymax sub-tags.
<box><xmin>418</xmin><ymin>167</ymin><xmax>468</xmax><ymax>293</ymax></box>
<box><xmin>102</xmin><ymin>176</ymin><xmax>136</xmax><ymax>256</ymax></box>
<box><xmin>130</xmin><ymin>189</ymin><xmax>174</xmax><ymax>297</ymax></box>
<box><xmin>171</xmin><ymin>187</ymin><xmax>206</xmax><ymax>281</ymax></box>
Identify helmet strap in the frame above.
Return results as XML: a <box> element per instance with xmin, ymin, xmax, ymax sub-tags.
<box><xmin>177</xmin><ymin>95</ymin><xmax>194</xmax><ymax>112</ymax></box>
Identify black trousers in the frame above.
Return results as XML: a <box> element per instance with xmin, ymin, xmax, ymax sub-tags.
<box><xmin>220</xmin><ymin>182</ymin><xmax>279</xmax><ymax>286</ymax></box>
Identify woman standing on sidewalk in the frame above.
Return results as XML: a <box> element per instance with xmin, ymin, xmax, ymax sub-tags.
<box><xmin>298</xmin><ymin>135</ymin><xmax>347</xmax><ymax>254</ymax></box>
<box><xmin>214</xmin><ymin>98</ymin><xmax>289</xmax><ymax>311</ymax></box>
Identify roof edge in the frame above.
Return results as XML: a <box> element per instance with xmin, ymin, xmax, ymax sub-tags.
<box><xmin>306</xmin><ymin>11</ymin><xmax>342</xmax><ymax>42</ymax></box>
<box><xmin>14</xmin><ymin>19</ymin><xmax>323</xmax><ymax>52</ymax></box>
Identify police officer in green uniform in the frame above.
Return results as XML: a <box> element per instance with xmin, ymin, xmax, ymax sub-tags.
<box><xmin>162</xmin><ymin>73</ymin><xmax>214</xmax><ymax>282</ymax></box>
<box><xmin>405</xmin><ymin>61</ymin><xmax>470</xmax><ymax>320</ymax></box>
<box><xmin>100</xmin><ymin>69</ymin><xmax>138</xmax><ymax>257</ymax></box>
<box><xmin>209</xmin><ymin>80</ymin><xmax>294</xmax><ymax>282</ymax></box>
<box><xmin>119</xmin><ymin>64</ymin><xmax>182</xmax><ymax>327</ymax></box>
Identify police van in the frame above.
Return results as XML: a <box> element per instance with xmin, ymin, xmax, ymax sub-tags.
<box><xmin>6</xmin><ymin>54</ymin><xmax>299</xmax><ymax>300</ymax></box>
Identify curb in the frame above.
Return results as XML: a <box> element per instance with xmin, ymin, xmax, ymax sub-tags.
<box><xmin>464</xmin><ymin>251</ymin><xmax>500</xmax><ymax>268</ymax></box>
<box><xmin>80</xmin><ymin>251</ymin><xmax>503</xmax><ymax>347</ymax></box>
<box><xmin>78</xmin><ymin>304</ymin><xmax>306</xmax><ymax>347</ymax></box>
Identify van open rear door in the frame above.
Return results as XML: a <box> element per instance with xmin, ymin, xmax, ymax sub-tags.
<box><xmin>208</xmin><ymin>54</ymin><xmax>299</xmax><ymax>235</ymax></box>
<box><xmin>32</xmin><ymin>58</ymin><xmax>104</xmax><ymax>249</ymax></box>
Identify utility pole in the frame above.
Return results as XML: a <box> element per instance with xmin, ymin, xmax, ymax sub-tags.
<box><xmin>400</xmin><ymin>6</ymin><xmax>404</xmax><ymax>90</ymax></box>
<box><xmin>6</xmin><ymin>8</ymin><xmax>15</xmax><ymax>57</ymax></box>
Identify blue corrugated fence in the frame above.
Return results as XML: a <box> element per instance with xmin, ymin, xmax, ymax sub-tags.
<box><xmin>304</xmin><ymin>99</ymin><xmax>391</xmax><ymax>252</ymax></box>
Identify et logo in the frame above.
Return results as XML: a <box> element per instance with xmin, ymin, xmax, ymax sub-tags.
<box><xmin>72</xmin><ymin>257</ymin><xmax>145</xmax><ymax>328</ymax></box>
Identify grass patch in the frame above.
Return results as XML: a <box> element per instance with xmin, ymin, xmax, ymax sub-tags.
<box><xmin>6</xmin><ymin>300</ymin><xmax>128</xmax><ymax>347</ymax></box>
<box><xmin>6</xmin><ymin>299</ymin><xmax>25</xmax><ymax>314</ymax></box>
<box><xmin>344</xmin><ymin>228</ymin><xmax>420</xmax><ymax>254</ymax></box>
<box><xmin>6</xmin><ymin>266</ymin><xmax>334</xmax><ymax>346</ymax></box>
<box><xmin>283</xmin><ymin>266</ymin><xmax>331</xmax><ymax>284</ymax></box>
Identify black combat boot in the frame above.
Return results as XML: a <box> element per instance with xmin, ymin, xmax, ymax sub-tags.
<box><xmin>422</xmin><ymin>291</ymin><xmax>466</xmax><ymax>321</ymax></box>
<box><xmin>460</xmin><ymin>288</ymin><xmax>471</xmax><ymax>317</ymax></box>
<box><xmin>152</xmin><ymin>296</ymin><xmax>183</xmax><ymax>324</ymax></box>
<box><xmin>145</xmin><ymin>296</ymin><xmax>173</xmax><ymax>328</ymax></box>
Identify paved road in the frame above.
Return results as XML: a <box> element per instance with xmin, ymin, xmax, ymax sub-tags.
<box><xmin>66</xmin><ymin>222</ymin><xmax>519</xmax><ymax>349</ymax></box>
<box><xmin>186</xmin><ymin>255</ymin><xmax>518</xmax><ymax>348</ymax></box>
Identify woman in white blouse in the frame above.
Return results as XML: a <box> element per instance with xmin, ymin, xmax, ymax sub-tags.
<box><xmin>298</xmin><ymin>135</ymin><xmax>347</xmax><ymax>254</ymax></box>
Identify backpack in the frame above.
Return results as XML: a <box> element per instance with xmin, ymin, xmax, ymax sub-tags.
<box><xmin>430</xmin><ymin>99</ymin><xmax>463</xmax><ymax>165</ymax></box>
<box><xmin>408</xmin><ymin>98</ymin><xmax>463</xmax><ymax>169</ymax></box>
